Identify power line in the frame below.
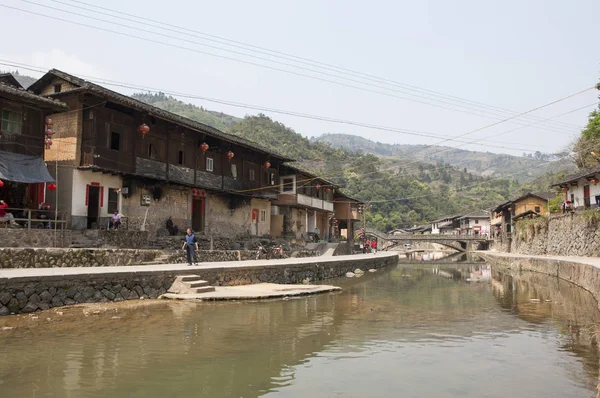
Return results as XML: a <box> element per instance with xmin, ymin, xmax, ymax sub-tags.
<box><xmin>0</xmin><ymin>60</ymin><xmax>588</xmax><ymax>156</ymax></box>
<box><xmin>1</xmin><ymin>60</ymin><xmax>593</xmax><ymax>195</ymax></box>
<box><xmin>6</xmin><ymin>1</ymin><xmax>586</xmax><ymax>135</ymax></box>
<box><xmin>41</xmin><ymin>0</ymin><xmax>586</xmax><ymax>132</ymax></box>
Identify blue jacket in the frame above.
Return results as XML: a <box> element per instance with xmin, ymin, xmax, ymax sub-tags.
<box><xmin>185</xmin><ymin>234</ymin><xmax>196</xmax><ymax>246</ymax></box>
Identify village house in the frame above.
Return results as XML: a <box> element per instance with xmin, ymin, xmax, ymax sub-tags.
<box><xmin>28</xmin><ymin>69</ymin><xmax>292</xmax><ymax>236</ymax></box>
<box><xmin>431</xmin><ymin>214</ymin><xmax>462</xmax><ymax>235</ymax></box>
<box><xmin>270</xmin><ymin>165</ymin><xmax>336</xmax><ymax>240</ymax></box>
<box><xmin>0</xmin><ymin>78</ymin><xmax>68</xmax><ymax>225</ymax></box>
<box><xmin>332</xmin><ymin>191</ymin><xmax>362</xmax><ymax>241</ymax></box>
<box><xmin>458</xmin><ymin>212</ymin><xmax>490</xmax><ymax>236</ymax></box>
<box><xmin>551</xmin><ymin>166</ymin><xmax>600</xmax><ymax>210</ymax></box>
<box><xmin>490</xmin><ymin>192</ymin><xmax>552</xmax><ymax>239</ymax></box>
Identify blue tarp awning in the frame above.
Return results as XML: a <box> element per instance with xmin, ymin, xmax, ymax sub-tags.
<box><xmin>0</xmin><ymin>149</ymin><xmax>54</xmax><ymax>183</ymax></box>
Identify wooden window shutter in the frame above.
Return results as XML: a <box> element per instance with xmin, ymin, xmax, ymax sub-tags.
<box><xmin>85</xmin><ymin>184</ymin><xmax>90</xmax><ymax>206</ymax></box>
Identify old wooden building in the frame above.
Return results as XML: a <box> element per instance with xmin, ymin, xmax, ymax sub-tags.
<box><xmin>0</xmin><ymin>78</ymin><xmax>68</xmax><ymax>213</ymax></box>
<box><xmin>271</xmin><ymin>165</ymin><xmax>336</xmax><ymax>240</ymax></box>
<box><xmin>29</xmin><ymin>70</ymin><xmax>291</xmax><ymax>235</ymax></box>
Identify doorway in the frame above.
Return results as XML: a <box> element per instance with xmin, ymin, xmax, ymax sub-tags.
<box><xmin>87</xmin><ymin>185</ymin><xmax>100</xmax><ymax>228</ymax></box>
<box><xmin>584</xmin><ymin>185</ymin><xmax>591</xmax><ymax>208</ymax></box>
<box><xmin>192</xmin><ymin>198</ymin><xmax>205</xmax><ymax>232</ymax></box>
<box><xmin>251</xmin><ymin>208</ymin><xmax>259</xmax><ymax>236</ymax></box>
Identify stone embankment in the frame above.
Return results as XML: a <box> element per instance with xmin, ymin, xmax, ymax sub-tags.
<box><xmin>0</xmin><ymin>252</ymin><xmax>399</xmax><ymax>316</ymax></box>
<box><xmin>509</xmin><ymin>212</ymin><xmax>600</xmax><ymax>256</ymax></box>
<box><xmin>0</xmin><ymin>248</ymin><xmax>318</xmax><ymax>269</ymax></box>
<box><xmin>481</xmin><ymin>252</ymin><xmax>600</xmax><ymax>305</ymax></box>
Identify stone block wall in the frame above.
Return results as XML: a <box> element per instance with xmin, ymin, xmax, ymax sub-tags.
<box><xmin>0</xmin><ymin>248</ymin><xmax>162</xmax><ymax>269</ymax></box>
<box><xmin>0</xmin><ymin>273</ymin><xmax>175</xmax><ymax>315</ymax></box>
<box><xmin>510</xmin><ymin>212</ymin><xmax>600</xmax><ymax>256</ymax></box>
<box><xmin>0</xmin><ymin>229</ymin><xmax>71</xmax><ymax>248</ymax></box>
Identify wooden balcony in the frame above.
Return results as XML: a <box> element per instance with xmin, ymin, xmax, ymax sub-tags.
<box><xmin>274</xmin><ymin>193</ymin><xmax>334</xmax><ymax>212</ymax></box>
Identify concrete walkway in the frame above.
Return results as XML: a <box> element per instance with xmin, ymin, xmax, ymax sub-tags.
<box><xmin>160</xmin><ymin>283</ymin><xmax>341</xmax><ymax>301</ymax></box>
<box><xmin>0</xmin><ymin>252</ymin><xmax>399</xmax><ymax>280</ymax></box>
<box><xmin>483</xmin><ymin>251</ymin><xmax>600</xmax><ymax>269</ymax></box>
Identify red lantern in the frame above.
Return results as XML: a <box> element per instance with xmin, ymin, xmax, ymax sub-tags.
<box><xmin>138</xmin><ymin>124</ymin><xmax>150</xmax><ymax>136</ymax></box>
<box><xmin>264</xmin><ymin>161</ymin><xmax>271</xmax><ymax>169</ymax></box>
<box><xmin>0</xmin><ymin>179</ymin><xmax>4</xmax><ymax>188</ymax></box>
<box><xmin>45</xmin><ymin>128</ymin><xmax>54</xmax><ymax>136</ymax></box>
<box><xmin>45</xmin><ymin>204</ymin><xmax>51</xmax><ymax>210</ymax></box>
<box><xmin>316</xmin><ymin>184</ymin><xmax>321</xmax><ymax>190</ymax></box>
<box><xmin>227</xmin><ymin>151</ymin><xmax>235</xmax><ymax>160</ymax></box>
<box><xmin>48</xmin><ymin>183</ymin><xmax>56</xmax><ymax>191</ymax></box>
<box><xmin>45</xmin><ymin>137</ymin><xmax>52</xmax><ymax>147</ymax></box>
<box><xmin>200</xmin><ymin>142</ymin><xmax>209</xmax><ymax>152</ymax></box>
<box><xmin>45</xmin><ymin>117</ymin><xmax>53</xmax><ymax>126</ymax></box>
<box><xmin>592</xmin><ymin>178</ymin><xmax>599</xmax><ymax>185</ymax></box>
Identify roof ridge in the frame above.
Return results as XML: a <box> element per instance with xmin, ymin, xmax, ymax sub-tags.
<box><xmin>41</xmin><ymin>69</ymin><xmax>292</xmax><ymax>160</ymax></box>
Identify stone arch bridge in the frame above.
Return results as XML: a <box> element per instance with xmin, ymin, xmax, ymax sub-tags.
<box><xmin>365</xmin><ymin>229</ymin><xmax>490</xmax><ymax>252</ymax></box>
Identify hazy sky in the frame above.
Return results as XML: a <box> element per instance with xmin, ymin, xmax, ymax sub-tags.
<box><xmin>2</xmin><ymin>0</ymin><xmax>599</xmax><ymax>158</ymax></box>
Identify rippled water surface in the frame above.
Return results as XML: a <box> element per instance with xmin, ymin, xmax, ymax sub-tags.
<box><xmin>1</xmin><ymin>264</ymin><xmax>599</xmax><ymax>397</ymax></box>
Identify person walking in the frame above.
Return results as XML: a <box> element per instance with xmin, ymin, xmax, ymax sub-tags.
<box><xmin>182</xmin><ymin>228</ymin><xmax>199</xmax><ymax>266</ymax></box>
<box><xmin>365</xmin><ymin>239</ymin><xmax>371</xmax><ymax>254</ymax></box>
<box><xmin>371</xmin><ymin>239</ymin><xmax>377</xmax><ymax>254</ymax></box>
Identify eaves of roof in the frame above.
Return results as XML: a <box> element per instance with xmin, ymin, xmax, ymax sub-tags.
<box><xmin>0</xmin><ymin>83</ymin><xmax>68</xmax><ymax>112</ymax></box>
<box><xmin>550</xmin><ymin>166</ymin><xmax>600</xmax><ymax>187</ymax></box>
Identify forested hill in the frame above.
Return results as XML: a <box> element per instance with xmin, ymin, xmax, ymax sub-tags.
<box><xmin>131</xmin><ymin>92</ymin><xmax>562</xmax><ymax>231</ymax></box>
<box><xmin>314</xmin><ymin>133</ymin><xmax>574</xmax><ymax>182</ymax></box>
<box><xmin>131</xmin><ymin>93</ymin><xmax>241</xmax><ymax>132</ymax></box>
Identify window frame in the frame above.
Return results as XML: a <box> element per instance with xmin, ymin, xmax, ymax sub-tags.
<box><xmin>107</xmin><ymin>188</ymin><xmax>119</xmax><ymax>214</ymax></box>
<box><xmin>178</xmin><ymin>150</ymin><xmax>184</xmax><ymax>166</ymax></box>
<box><xmin>148</xmin><ymin>143</ymin><xmax>156</xmax><ymax>159</ymax></box>
<box><xmin>1</xmin><ymin>108</ymin><xmax>23</xmax><ymax>134</ymax></box>
<box><xmin>249</xmin><ymin>169</ymin><xmax>256</xmax><ymax>181</ymax></box>
<box><xmin>281</xmin><ymin>175</ymin><xmax>296</xmax><ymax>194</ymax></box>
<box><xmin>206</xmin><ymin>157</ymin><xmax>214</xmax><ymax>172</ymax></box>
<box><xmin>260</xmin><ymin>209</ymin><xmax>267</xmax><ymax>222</ymax></box>
<box><xmin>110</xmin><ymin>131</ymin><xmax>121</xmax><ymax>151</ymax></box>
<box><xmin>534</xmin><ymin>206</ymin><xmax>541</xmax><ymax>213</ymax></box>
<box><xmin>231</xmin><ymin>163</ymin><xmax>237</xmax><ymax>179</ymax></box>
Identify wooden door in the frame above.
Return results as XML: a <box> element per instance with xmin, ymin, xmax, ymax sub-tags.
<box><xmin>584</xmin><ymin>185</ymin><xmax>591</xmax><ymax>208</ymax></box>
<box><xmin>192</xmin><ymin>198</ymin><xmax>205</xmax><ymax>232</ymax></box>
<box><xmin>87</xmin><ymin>186</ymin><xmax>100</xmax><ymax>228</ymax></box>
<box><xmin>251</xmin><ymin>208</ymin><xmax>259</xmax><ymax>236</ymax></box>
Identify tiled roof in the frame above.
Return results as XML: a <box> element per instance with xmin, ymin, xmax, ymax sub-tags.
<box><xmin>550</xmin><ymin>166</ymin><xmax>600</xmax><ymax>187</ymax></box>
<box><xmin>0</xmin><ymin>83</ymin><xmax>68</xmax><ymax>111</ymax></box>
<box><xmin>459</xmin><ymin>212</ymin><xmax>489</xmax><ymax>219</ymax></box>
<box><xmin>29</xmin><ymin>69</ymin><xmax>292</xmax><ymax>161</ymax></box>
<box><xmin>0</xmin><ymin>73</ymin><xmax>22</xmax><ymax>88</ymax></box>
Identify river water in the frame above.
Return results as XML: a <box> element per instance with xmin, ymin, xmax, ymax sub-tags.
<box><xmin>1</xmin><ymin>262</ymin><xmax>599</xmax><ymax>398</ymax></box>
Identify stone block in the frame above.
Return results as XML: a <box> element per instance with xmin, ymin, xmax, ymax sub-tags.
<box><xmin>0</xmin><ymin>291</ymin><xmax>12</xmax><ymax>306</ymax></box>
<box><xmin>16</xmin><ymin>292</ymin><xmax>27</xmax><ymax>309</ymax></box>
<box><xmin>51</xmin><ymin>297</ymin><xmax>64</xmax><ymax>307</ymax></box>
<box><xmin>28</xmin><ymin>293</ymin><xmax>41</xmax><ymax>305</ymax></box>
<box><xmin>22</xmin><ymin>302</ymin><xmax>38</xmax><ymax>313</ymax></box>
<box><xmin>101</xmin><ymin>289</ymin><xmax>116</xmax><ymax>300</ymax></box>
<box><xmin>0</xmin><ymin>306</ymin><xmax>10</xmax><ymax>316</ymax></box>
<box><xmin>38</xmin><ymin>303</ymin><xmax>50</xmax><ymax>311</ymax></box>
<box><xmin>73</xmin><ymin>292</ymin><xmax>85</xmax><ymax>303</ymax></box>
<box><xmin>64</xmin><ymin>298</ymin><xmax>76</xmax><ymax>306</ymax></box>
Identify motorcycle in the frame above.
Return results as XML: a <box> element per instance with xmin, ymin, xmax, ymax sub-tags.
<box><xmin>270</xmin><ymin>245</ymin><xmax>288</xmax><ymax>259</ymax></box>
<box><xmin>255</xmin><ymin>244</ymin><xmax>268</xmax><ymax>260</ymax></box>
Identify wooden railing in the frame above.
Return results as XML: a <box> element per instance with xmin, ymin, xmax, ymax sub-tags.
<box><xmin>0</xmin><ymin>207</ymin><xmax>67</xmax><ymax>230</ymax></box>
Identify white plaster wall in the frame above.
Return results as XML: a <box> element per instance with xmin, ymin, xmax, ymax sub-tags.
<box><xmin>72</xmin><ymin>170</ymin><xmax>123</xmax><ymax>217</ymax></box>
<box><xmin>569</xmin><ymin>178</ymin><xmax>600</xmax><ymax>208</ymax></box>
<box><xmin>468</xmin><ymin>218</ymin><xmax>490</xmax><ymax>232</ymax></box>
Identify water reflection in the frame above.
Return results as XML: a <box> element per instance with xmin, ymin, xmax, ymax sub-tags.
<box><xmin>0</xmin><ymin>263</ymin><xmax>598</xmax><ymax>398</ymax></box>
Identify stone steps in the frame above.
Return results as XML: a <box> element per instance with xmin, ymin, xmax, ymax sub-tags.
<box><xmin>166</xmin><ymin>275</ymin><xmax>215</xmax><ymax>295</ymax></box>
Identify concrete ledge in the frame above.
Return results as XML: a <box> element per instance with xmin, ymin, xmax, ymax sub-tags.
<box><xmin>480</xmin><ymin>252</ymin><xmax>600</xmax><ymax>304</ymax></box>
<box><xmin>160</xmin><ymin>283</ymin><xmax>342</xmax><ymax>301</ymax></box>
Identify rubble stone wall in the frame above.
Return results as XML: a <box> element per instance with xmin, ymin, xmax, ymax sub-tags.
<box><xmin>0</xmin><ymin>229</ymin><xmax>72</xmax><ymax>248</ymax></box>
<box><xmin>510</xmin><ymin>212</ymin><xmax>600</xmax><ymax>256</ymax></box>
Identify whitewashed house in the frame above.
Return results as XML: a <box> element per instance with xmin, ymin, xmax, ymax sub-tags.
<box><xmin>551</xmin><ymin>166</ymin><xmax>600</xmax><ymax>210</ymax></box>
